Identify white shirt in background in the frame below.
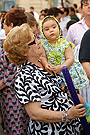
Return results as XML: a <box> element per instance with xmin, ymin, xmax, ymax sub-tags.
<box><xmin>60</xmin><ymin>16</ymin><xmax>71</xmax><ymax>37</ymax></box>
<box><xmin>34</xmin><ymin>12</ymin><xmax>39</xmax><ymax>23</ymax></box>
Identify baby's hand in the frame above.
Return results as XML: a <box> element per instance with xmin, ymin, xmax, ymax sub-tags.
<box><xmin>45</xmin><ymin>64</ymin><xmax>53</xmax><ymax>75</ymax></box>
<box><xmin>51</xmin><ymin>66</ymin><xmax>61</xmax><ymax>73</ymax></box>
<box><xmin>45</xmin><ymin>64</ymin><xmax>52</xmax><ymax>71</ymax></box>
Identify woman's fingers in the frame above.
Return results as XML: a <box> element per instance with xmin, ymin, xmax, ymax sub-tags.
<box><xmin>79</xmin><ymin>112</ymin><xmax>86</xmax><ymax>118</ymax></box>
<box><xmin>68</xmin><ymin>104</ymin><xmax>86</xmax><ymax>120</ymax></box>
<box><xmin>75</xmin><ymin>104</ymin><xmax>84</xmax><ymax>109</ymax></box>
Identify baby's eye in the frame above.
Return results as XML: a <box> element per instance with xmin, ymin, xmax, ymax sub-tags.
<box><xmin>45</xmin><ymin>28</ymin><xmax>49</xmax><ymax>31</ymax></box>
<box><xmin>53</xmin><ymin>26</ymin><xmax>56</xmax><ymax>28</ymax></box>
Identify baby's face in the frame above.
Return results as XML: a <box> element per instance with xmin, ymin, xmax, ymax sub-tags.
<box><xmin>43</xmin><ymin>19</ymin><xmax>60</xmax><ymax>41</ymax></box>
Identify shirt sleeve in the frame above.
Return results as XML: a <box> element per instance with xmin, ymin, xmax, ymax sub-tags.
<box><xmin>0</xmin><ymin>50</ymin><xmax>17</xmax><ymax>88</ymax></box>
<box><xmin>0</xmin><ymin>29</ymin><xmax>6</xmax><ymax>40</ymax></box>
<box><xmin>67</xmin><ymin>26</ymin><xmax>74</xmax><ymax>43</ymax></box>
<box><xmin>15</xmin><ymin>73</ymin><xmax>41</xmax><ymax>105</ymax></box>
<box><xmin>79</xmin><ymin>29</ymin><xmax>90</xmax><ymax>63</ymax></box>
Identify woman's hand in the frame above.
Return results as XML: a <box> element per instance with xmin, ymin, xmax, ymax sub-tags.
<box><xmin>51</xmin><ymin>66</ymin><xmax>61</xmax><ymax>73</ymax></box>
<box><xmin>67</xmin><ymin>104</ymin><xmax>86</xmax><ymax>120</ymax></box>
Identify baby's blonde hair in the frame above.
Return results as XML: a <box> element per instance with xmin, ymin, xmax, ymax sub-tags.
<box><xmin>3</xmin><ymin>23</ymin><xmax>33</xmax><ymax>65</ymax></box>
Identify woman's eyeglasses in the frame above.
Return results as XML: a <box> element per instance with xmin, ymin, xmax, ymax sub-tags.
<box><xmin>28</xmin><ymin>39</ymin><xmax>36</xmax><ymax>46</ymax></box>
<box><xmin>28</xmin><ymin>35</ymin><xmax>40</xmax><ymax>46</ymax></box>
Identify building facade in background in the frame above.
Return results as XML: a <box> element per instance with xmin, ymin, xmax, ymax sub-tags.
<box><xmin>0</xmin><ymin>0</ymin><xmax>50</xmax><ymax>14</ymax></box>
<box><xmin>0</xmin><ymin>0</ymin><xmax>81</xmax><ymax>15</ymax></box>
<box><xmin>0</xmin><ymin>0</ymin><xmax>16</xmax><ymax>11</ymax></box>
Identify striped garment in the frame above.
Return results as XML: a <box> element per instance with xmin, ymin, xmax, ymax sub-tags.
<box><xmin>0</xmin><ymin>49</ymin><xmax>29</xmax><ymax>135</ymax></box>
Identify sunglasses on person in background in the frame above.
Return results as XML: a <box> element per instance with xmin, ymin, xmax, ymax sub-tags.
<box><xmin>28</xmin><ymin>39</ymin><xmax>36</xmax><ymax>46</ymax></box>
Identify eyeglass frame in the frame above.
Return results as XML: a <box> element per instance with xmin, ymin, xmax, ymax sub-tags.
<box><xmin>28</xmin><ymin>39</ymin><xmax>36</xmax><ymax>46</ymax></box>
<box><xmin>28</xmin><ymin>35</ymin><xmax>40</xmax><ymax>46</ymax></box>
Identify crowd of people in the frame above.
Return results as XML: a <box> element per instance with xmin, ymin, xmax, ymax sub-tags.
<box><xmin>0</xmin><ymin>0</ymin><xmax>90</xmax><ymax>135</ymax></box>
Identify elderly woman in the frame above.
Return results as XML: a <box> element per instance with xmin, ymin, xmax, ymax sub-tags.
<box><xmin>3</xmin><ymin>23</ymin><xmax>86</xmax><ymax>135</ymax></box>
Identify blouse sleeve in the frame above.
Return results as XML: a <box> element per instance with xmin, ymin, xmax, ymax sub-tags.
<box><xmin>0</xmin><ymin>50</ymin><xmax>17</xmax><ymax>88</ymax></box>
<box><xmin>15</xmin><ymin>72</ymin><xmax>41</xmax><ymax>105</ymax></box>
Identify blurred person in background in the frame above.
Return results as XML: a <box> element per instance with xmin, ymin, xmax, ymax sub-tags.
<box><xmin>40</xmin><ymin>8</ymin><xmax>48</xmax><ymax>16</ymax></box>
<box><xmin>69</xmin><ymin>7</ymin><xmax>80</xmax><ymax>22</ymax></box>
<box><xmin>67</xmin><ymin>0</ymin><xmax>90</xmax><ymax>46</ymax></box>
<box><xmin>66</xmin><ymin>19</ymin><xmax>77</xmax><ymax>31</ymax></box>
<box><xmin>73</xmin><ymin>3</ymin><xmax>78</xmax><ymax>13</ymax></box>
<box><xmin>47</xmin><ymin>7</ymin><xmax>64</xmax><ymax>23</ymax></box>
<box><xmin>25</xmin><ymin>12</ymin><xmax>39</xmax><ymax>37</ymax></box>
<box><xmin>39</xmin><ymin>14</ymin><xmax>46</xmax><ymax>21</ymax></box>
<box><xmin>0</xmin><ymin>11</ymin><xmax>7</xmax><ymax>30</ymax></box>
<box><xmin>73</xmin><ymin>3</ymin><xmax>83</xmax><ymax>20</ymax></box>
<box><xmin>60</xmin><ymin>7</ymin><xmax>71</xmax><ymax>37</ymax></box>
<box><xmin>0</xmin><ymin>12</ymin><xmax>7</xmax><ymax>54</ymax></box>
<box><xmin>0</xmin><ymin>11</ymin><xmax>7</xmax><ymax>134</ymax></box>
<box><xmin>30</xmin><ymin>6</ymin><xmax>39</xmax><ymax>22</ymax></box>
<box><xmin>67</xmin><ymin>0</ymin><xmax>90</xmax><ymax>105</ymax></box>
<box><xmin>0</xmin><ymin>8</ymin><xmax>29</xmax><ymax>134</ymax></box>
<box><xmin>79</xmin><ymin>29</ymin><xmax>90</xmax><ymax>81</ymax></box>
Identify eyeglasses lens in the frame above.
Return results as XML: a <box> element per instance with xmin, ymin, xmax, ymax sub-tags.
<box><xmin>28</xmin><ymin>39</ymin><xmax>36</xmax><ymax>46</ymax></box>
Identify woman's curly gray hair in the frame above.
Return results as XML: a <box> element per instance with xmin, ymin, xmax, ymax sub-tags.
<box><xmin>3</xmin><ymin>23</ymin><xmax>33</xmax><ymax>65</ymax></box>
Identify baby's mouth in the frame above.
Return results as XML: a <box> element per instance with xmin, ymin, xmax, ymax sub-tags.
<box><xmin>50</xmin><ymin>33</ymin><xmax>54</xmax><ymax>36</ymax></box>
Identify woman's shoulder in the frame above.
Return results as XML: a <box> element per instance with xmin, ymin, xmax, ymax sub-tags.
<box><xmin>16</xmin><ymin>62</ymin><xmax>49</xmax><ymax>84</ymax></box>
<box><xmin>18</xmin><ymin>62</ymin><xmax>43</xmax><ymax>76</ymax></box>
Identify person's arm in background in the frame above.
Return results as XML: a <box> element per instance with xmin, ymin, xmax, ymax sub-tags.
<box><xmin>81</xmin><ymin>62</ymin><xmax>90</xmax><ymax>80</ymax></box>
<box><xmin>67</xmin><ymin>25</ymin><xmax>74</xmax><ymax>43</ymax></box>
<box><xmin>79</xmin><ymin>29</ymin><xmax>90</xmax><ymax>80</ymax></box>
<box><xmin>0</xmin><ymin>80</ymin><xmax>6</xmax><ymax>89</ymax></box>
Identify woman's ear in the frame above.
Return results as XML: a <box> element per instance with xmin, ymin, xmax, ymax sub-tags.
<box><xmin>10</xmin><ymin>23</ymin><xmax>14</xmax><ymax>28</ymax></box>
